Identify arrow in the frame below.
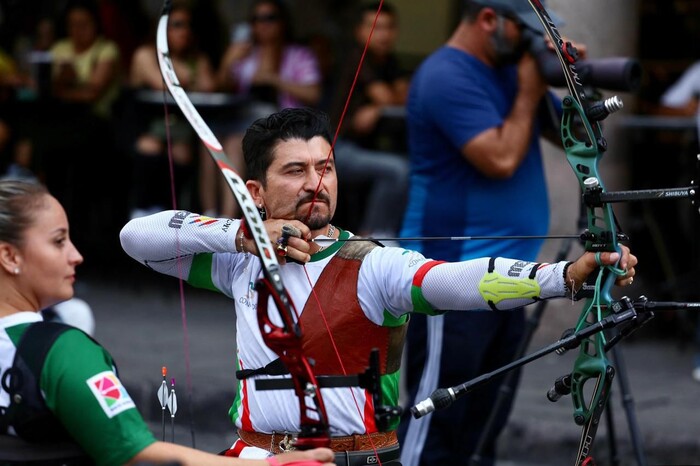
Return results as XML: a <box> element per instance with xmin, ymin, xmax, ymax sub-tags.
<box><xmin>167</xmin><ymin>377</ymin><xmax>178</xmax><ymax>443</ymax></box>
<box><xmin>157</xmin><ymin>366</ymin><xmax>168</xmax><ymax>441</ymax></box>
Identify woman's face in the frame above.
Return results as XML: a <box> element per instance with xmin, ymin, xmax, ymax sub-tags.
<box><xmin>19</xmin><ymin>195</ymin><xmax>83</xmax><ymax>311</ymax></box>
<box><xmin>168</xmin><ymin>9</ymin><xmax>193</xmax><ymax>54</ymax></box>
<box><xmin>251</xmin><ymin>2</ymin><xmax>285</xmax><ymax>44</ymax></box>
<box><xmin>67</xmin><ymin>7</ymin><xmax>98</xmax><ymax>51</ymax></box>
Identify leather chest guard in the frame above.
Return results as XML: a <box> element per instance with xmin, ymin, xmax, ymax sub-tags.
<box><xmin>298</xmin><ymin>239</ymin><xmax>408</xmax><ymax>375</ymax></box>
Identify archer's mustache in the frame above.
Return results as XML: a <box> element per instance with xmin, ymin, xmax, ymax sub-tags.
<box><xmin>297</xmin><ymin>193</ymin><xmax>330</xmax><ymax>208</ymax></box>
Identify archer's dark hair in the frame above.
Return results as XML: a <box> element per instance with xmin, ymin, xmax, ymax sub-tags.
<box><xmin>242</xmin><ymin>107</ymin><xmax>333</xmax><ymax>185</ymax></box>
<box><xmin>0</xmin><ymin>180</ymin><xmax>50</xmax><ymax>248</ymax></box>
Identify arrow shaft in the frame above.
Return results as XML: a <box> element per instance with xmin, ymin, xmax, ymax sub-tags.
<box><xmin>314</xmin><ymin>234</ymin><xmax>580</xmax><ymax>244</ymax></box>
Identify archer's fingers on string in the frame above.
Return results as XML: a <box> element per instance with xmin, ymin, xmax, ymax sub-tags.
<box><xmin>288</xmin><ymin>236</ymin><xmax>311</xmax><ymax>254</ymax></box>
<box><xmin>282</xmin><ymin>223</ymin><xmax>303</xmax><ymax>239</ymax></box>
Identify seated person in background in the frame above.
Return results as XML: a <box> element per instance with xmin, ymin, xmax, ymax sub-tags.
<box><xmin>0</xmin><ymin>17</ymin><xmax>55</xmax><ymax>181</ymax></box>
<box><xmin>658</xmin><ymin>60</ymin><xmax>700</xmax><ymax>382</ymax></box>
<box><xmin>50</xmin><ymin>0</ymin><xmax>121</xmax><ymax>120</ymax></box>
<box><xmin>35</xmin><ymin>0</ymin><xmax>122</xmax><ymax>248</ymax></box>
<box><xmin>0</xmin><ymin>47</ymin><xmax>25</xmax><ymax>179</ymax></box>
<box><xmin>0</xmin><ymin>179</ymin><xmax>336</xmax><ymax>466</ymax></box>
<box><xmin>331</xmin><ymin>1</ymin><xmax>410</xmax><ymax>152</ymax></box>
<box><xmin>129</xmin><ymin>0</ymin><xmax>216</xmax><ymax>218</ymax></box>
<box><xmin>328</xmin><ymin>1</ymin><xmax>409</xmax><ymax>238</ymax></box>
<box><xmin>659</xmin><ymin>61</ymin><xmax>700</xmax><ymax>117</ymax></box>
<box><xmin>207</xmin><ymin>0</ymin><xmax>321</xmax><ymax>218</ymax></box>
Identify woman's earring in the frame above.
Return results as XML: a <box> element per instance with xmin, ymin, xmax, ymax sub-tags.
<box><xmin>258</xmin><ymin>205</ymin><xmax>267</xmax><ymax>221</ymax></box>
<box><xmin>13</xmin><ymin>268</ymin><xmax>20</xmax><ymax>275</ymax></box>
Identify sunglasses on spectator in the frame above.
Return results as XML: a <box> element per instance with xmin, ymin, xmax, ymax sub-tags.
<box><xmin>169</xmin><ymin>20</ymin><xmax>190</xmax><ymax>29</ymax></box>
<box><xmin>251</xmin><ymin>13</ymin><xmax>281</xmax><ymax>23</ymax></box>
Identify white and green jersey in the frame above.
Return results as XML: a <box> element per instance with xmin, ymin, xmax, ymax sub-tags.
<box><xmin>120</xmin><ymin>211</ymin><xmax>569</xmax><ymax>437</ymax></box>
<box><xmin>0</xmin><ymin>312</ymin><xmax>156</xmax><ymax>466</ymax></box>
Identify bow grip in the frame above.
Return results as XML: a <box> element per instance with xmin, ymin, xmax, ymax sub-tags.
<box><xmin>570</xmin><ymin>333</ymin><xmax>615</xmax><ymax>426</ymax></box>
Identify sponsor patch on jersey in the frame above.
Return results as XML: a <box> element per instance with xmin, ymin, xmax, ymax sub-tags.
<box><xmin>86</xmin><ymin>371</ymin><xmax>136</xmax><ymax>418</ymax></box>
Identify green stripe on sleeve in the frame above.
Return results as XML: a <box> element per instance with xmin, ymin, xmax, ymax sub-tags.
<box><xmin>410</xmin><ymin>285</ymin><xmax>444</xmax><ymax>316</ymax></box>
<box><xmin>188</xmin><ymin>253</ymin><xmax>217</xmax><ymax>291</ymax></box>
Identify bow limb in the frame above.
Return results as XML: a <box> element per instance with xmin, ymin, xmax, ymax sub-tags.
<box><xmin>155</xmin><ymin>1</ymin><xmax>330</xmax><ymax>448</ymax></box>
<box><xmin>527</xmin><ymin>2</ymin><xmax>626</xmax><ymax>465</ymax></box>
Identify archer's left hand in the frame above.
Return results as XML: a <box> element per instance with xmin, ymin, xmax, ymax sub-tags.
<box><xmin>566</xmin><ymin>244</ymin><xmax>637</xmax><ymax>292</ymax></box>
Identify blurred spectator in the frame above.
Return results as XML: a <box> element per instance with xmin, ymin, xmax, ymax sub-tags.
<box><xmin>208</xmin><ymin>0</ymin><xmax>322</xmax><ymax>218</ymax></box>
<box><xmin>328</xmin><ymin>1</ymin><xmax>409</xmax><ymax>238</ymax></box>
<box><xmin>50</xmin><ymin>0</ymin><xmax>121</xmax><ymax>119</ymax></box>
<box><xmin>397</xmin><ymin>1</ymin><xmax>572</xmax><ymax>464</ymax></box>
<box><xmin>128</xmin><ymin>0</ymin><xmax>216</xmax><ymax>218</ymax></box>
<box><xmin>0</xmin><ymin>18</ymin><xmax>54</xmax><ymax>181</ymax></box>
<box><xmin>97</xmin><ymin>0</ymin><xmax>150</xmax><ymax>75</ymax></box>
<box><xmin>26</xmin><ymin>0</ymin><xmax>124</xmax><ymax>257</ymax></box>
<box><xmin>659</xmin><ymin>60</ymin><xmax>700</xmax><ymax>139</ymax></box>
<box><xmin>330</xmin><ymin>0</ymin><xmax>410</xmax><ymax>152</ymax></box>
<box><xmin>0</xmin><ymin>46</ymin><xmax>23</xmax><ymax>178</ymax></box>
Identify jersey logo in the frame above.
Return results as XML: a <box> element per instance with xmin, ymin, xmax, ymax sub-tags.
<box><xmin>189</xmin><ymin>214</ymin><xmax>218</xmax><ymax>226</ymax></box>
<box><xmin>86</xmin><ymin>371</ymin><xmax>136</xmax><ymax>418</ymax></box>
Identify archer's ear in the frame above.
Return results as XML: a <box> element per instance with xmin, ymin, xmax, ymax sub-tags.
<box><xmin>246</xmin><ymin>180</ymin><xmax>264</xmax><ymax>206</ymax></box>
<box><xmin>0</xmin><ymin>242</ymin><xmax>20</xmax><ymax>275</ymax></box>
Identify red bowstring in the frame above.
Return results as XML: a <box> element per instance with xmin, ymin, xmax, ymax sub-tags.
<box><xmin>302</xmin><ymin>1</ymin><xmax>385</xmax><ymax>462</ymax></box>
<box><xmin>161</xmin><ymin>87</ymin><xmax>196</xmax><ymax>447</ymax></box>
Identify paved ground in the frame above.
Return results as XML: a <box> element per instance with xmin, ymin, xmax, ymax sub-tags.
<box><xmin>75</xmin><ymin>257</ymin><xmax>700</xmax><ymax>466</ymax></box>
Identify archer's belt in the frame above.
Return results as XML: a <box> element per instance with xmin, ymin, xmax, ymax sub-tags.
<box><xmin>236</xmin><ymin>429</ymin><xmax>398</xmax><ymax>453</ymax></box>
<box><xmin>335</xmin><ymin>445</ymin><xmax>401</xmax><ymax>466</ymax></box>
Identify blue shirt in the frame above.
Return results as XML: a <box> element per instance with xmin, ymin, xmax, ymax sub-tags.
<box><xmin>401</xmin><ymin>46</ymin><xmax>555</xmax><ymax>262</ymax></box>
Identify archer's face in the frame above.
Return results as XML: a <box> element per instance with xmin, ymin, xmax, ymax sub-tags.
<box><xmin>17</xmin><ymin>195</ymin><xmax>83</xmax><ymax>310</ymax></box>
<box><xmin>251</xmin><ymin>136</ymin><xmax>337</xmax><ymax>231</ymax></box>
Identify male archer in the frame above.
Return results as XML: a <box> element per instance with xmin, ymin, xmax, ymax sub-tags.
<box><xmin>119</xmin><ymin>107</ymin><xmax>636</xmax><ymax>466</ymax></box>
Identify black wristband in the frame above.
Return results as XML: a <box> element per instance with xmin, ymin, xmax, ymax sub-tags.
<box><xmin>562</xmin><ymin>261</ymin><xmax>574</xmax><ymax>296</ymax></box>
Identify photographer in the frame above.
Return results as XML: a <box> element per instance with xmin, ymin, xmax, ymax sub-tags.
<box><xmin>397</xmin><ymin>1</ymin><xmax>586</xmax><ymax>465</ymax></box>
